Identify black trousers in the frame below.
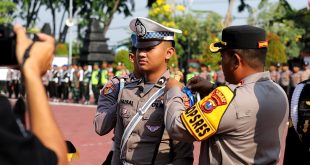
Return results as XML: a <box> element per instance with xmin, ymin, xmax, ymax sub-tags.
<box><xmin>92</xmin><ymin>85</ymin><xmax>99</xmax><ymax>104</ymax></box>
<box><xmin>13</xmin><ymin>80</ymin><xmax>19</xmax><ymax>98</ymax></box>
<box><xmin>7</xmin><ymin>81</ymin><xmax>13</xmax><ymax>98</ymax></box>
<box><xmin>49</xmin><ymin>82</ymin><xmax>58</xmax><ymax>98</ymax></box>
<box><xmin>61</xmin><ymin>82</ymin><xmax>69</xmax><ymax>100</ymax></box>
<box><xmin>80</xmin><ymin>82</ymin><xmax>90</xmax><ymax>101</ymax></box>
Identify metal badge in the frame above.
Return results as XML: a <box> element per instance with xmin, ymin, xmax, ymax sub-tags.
<box><xmin>135</xmin><ymin>19</ymin><xmax>146</xmax><ymax>37</ymax></box>
<box><xmin>158</xmin><ymin>77</ymin><xmax>166</xmax><ymax>85</ymax></box>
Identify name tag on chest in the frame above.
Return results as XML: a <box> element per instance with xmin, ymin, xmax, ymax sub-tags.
<box><xmin>121</xmin><ymin>99</ymin><xmax>133</xmax><ymax>106</ymax></box>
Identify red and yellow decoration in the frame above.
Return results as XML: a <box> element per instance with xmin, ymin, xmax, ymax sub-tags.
<box><xmin>181</xmin><ymin>86</ymin><xmax>234</xmax><ymax>141</ymax></box>
<box><xmin>101</xmin><ymin>83</ymin><xmax>114</xmax><ymax>95</ymax></box>
<box><xmin>258</xmin><ymin>40</ymin><xmax>268</xmax><ymax>48</ymax></box>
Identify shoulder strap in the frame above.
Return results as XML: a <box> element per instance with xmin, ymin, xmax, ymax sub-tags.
<box><xmin>120</xmin><ymin>87</ymin><xmax>165</xmax><ymax>159</ymax></box>
<box><xmin>116</xmin><ymin>78</ymin><xmax>127</xmax><ymax>104</ymax></box>
<box><xmin>119</xmin><ymin>78</ymin><xmax>125</xmax><ymax>91</ymax></box>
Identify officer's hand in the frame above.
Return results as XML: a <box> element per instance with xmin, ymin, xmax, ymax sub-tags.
<box><xmin>14</xmin><ymin>24</ymin><xmax>54</xmax><ymax>76</ymax></box>
<box><xmin>165</xmin><ymin>78</ymin><xmax>183</xmax><ymax>92</ymax></box>
<box><xmin>187</xmin><ymin>76</ymin><xmax>213</xmax><ymax>98</ymax></box>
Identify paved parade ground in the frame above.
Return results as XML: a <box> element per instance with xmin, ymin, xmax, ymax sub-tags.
<box><xmin>51</xmin><ymin>103</ymin><xmax>201</xmax><ymax>165</ymax></box>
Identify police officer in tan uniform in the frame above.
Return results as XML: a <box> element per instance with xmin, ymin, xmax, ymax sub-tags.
<box><xmin>112</xmin><ymin>17</ymin><xmax>193</xmax><ymax>165</ymax></box>
<box><xmin>94</xmin><ymin>34</ymin><xmax>141</xmax><ymax>136</ymax></box>
<box><xmin>94</xmin><ymin>34</ymin><xmax>142</xmax><ymax>164</ymax></box>
<box><xmin>164</xmin><ymin>25</ymin><xmax>289</xmax><ymax>165</ymax></box>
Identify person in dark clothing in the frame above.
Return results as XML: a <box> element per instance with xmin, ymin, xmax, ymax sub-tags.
<box><xmin>0</xmin><ymin>25</ymin><xmax>68</xmax><ymax>165</ymax></box>
<box><xmin>285</xmin><ymin>79</ymin><xmax>310</xmax><ymax>165</ymax></box>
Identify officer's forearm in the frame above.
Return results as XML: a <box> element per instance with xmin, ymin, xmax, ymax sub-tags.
<box><xmin>93</xmin><ymin>111</ymin><xmax>116</xmax><ymax>135</ymax></box>
<box><xmin>23</xmin><ymin>69</ymin><xmax>68</xmax><ymax>165</ymax></box>
<box><xmin>94</xmin><ymin>102</ymin><xmax>117</xmax><ymax>135</ymax></box>
<box><xmin>94</xmin><ymin>93</ymin><xmax>118</xmax><ymax>135</ymax></box>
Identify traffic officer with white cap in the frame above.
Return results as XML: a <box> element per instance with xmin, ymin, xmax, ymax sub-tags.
<box><xmin>94</xmin><ymin>34</ymin><xmax>142</xmax><ymax>164</ymax></box>
<box><xmin>164</xmin><ymin>25</ymin><xmax>289</xmax><ymax>165</ymax></box>
<box><xmin>112</xmin><ymin>17</ymin><xmax>193</xmax><ymax>165</ymax></box>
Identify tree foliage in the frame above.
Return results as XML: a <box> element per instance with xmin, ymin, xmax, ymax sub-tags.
<box><xmin>148</xmin><ymin>0</ymin><xmax>185</xmax><ymax>67</ymax></box>
<box><xmin>266</xmin><ymin>33</ymin><xmax>287</xmax><ymax>66</ymax></box>
<box><xmin>278</xmin><ymin>8</ymin><xmax>310</xmax><ymax>54</ymax></box>
<box><xmin>248</xmin><ymin>1</ymin><xmax>305</xmax><ymax>61</ymax></box>
<box><xmin>0</xmin><ymin>0</ymin><xmax>16</xmax><ymax>24</ymax></box>
<box><xmin>148</xmin><ymin>0</ymin><xmax>223</xmax><ymax>70</ymax></box>
<box><xmin>13</xmin><ymin>0</ymin><xmax>134</xmax><ymax>43</ymax></box>
<box><xmin>15</xmin><ymin>0</ymin><xmax>43</xmax><ymax>28</ymax></box>
<box><xmin>42</xmin><ymin>0</ymin><xmax>62</xmax><ymax>36</ymax></box>
<box><xmin>176</xmin><ymin>12</ymin><xmax>222</xmax><ymax>65</ymax></box>
<box><xmin>114</xmin><ymin>49</ymin><xmax>133</xmax><ymax>72</ymax></box>
<box><xmin>79</xmin><ymin>0</ymin><xmax>134</xmax><ymax>37</ymax></box>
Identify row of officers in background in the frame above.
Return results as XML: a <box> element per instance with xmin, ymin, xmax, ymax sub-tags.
<box><xmin>269</xmin><ymin>62</ymin><xmax>310</xmax><ymax>98</ymax></box>
<box><xmin>5</xmin><ymin>62</ymin><xmax>129</xmax><ymax>104</ymax></box>
<box><xmin>175</xmin><ymin>61</ymin><xmax>310</xmax><ymax>99</ymax></box>
<box><xmin>5</xmin><ymin>61</ymin><xmax>309</xmax><ymax>105</ymax></box>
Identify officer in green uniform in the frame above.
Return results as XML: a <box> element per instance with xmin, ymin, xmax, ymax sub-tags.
<box><xmin>91</xmin><ymin>63</ymin><xmax>100</xmax><ymax>104</ymax></box>
<box><xmin>82</xmin><ymin>64</ymin><xmax>91</xmax><ymax>104</ymax></box>
<box><xmin>99</xmin><ymin>63</ymin><xmax>108</xmax><ymax>89</ymax></box>
<box><xmin>186</xmin><ymin>63</ymin><xmax>199</xmax><ymax>82</ymax></box>
<box><xmin>164</xmin><ymin>25</ymin><xmax>289</xmax><ymax>165</ymax></box>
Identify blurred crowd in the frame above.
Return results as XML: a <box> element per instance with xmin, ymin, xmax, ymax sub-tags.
<box><xmin>269</xmin><ymin>62</ymin><xmax>310</xmax><ymax>99</ymax></box>
<box><xmin>5</xmin><ymin>62</ymin><xmax>129</xmax><ymax>105</ymax></box>
<box><xmin>4</xmin><ymin>61</ymin><xmax>309</xmax><ymax>105</ymax></box>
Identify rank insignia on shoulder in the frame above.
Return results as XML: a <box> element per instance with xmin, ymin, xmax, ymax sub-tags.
<box><xmin>181</xmin><ymin>86</ymin><xmax>234</xmax><ymax>141</ymax></box>
<box><xmin>102</xmin><ymin>83</ymin><xmax>114</xmax><ymax>95</ymax></box>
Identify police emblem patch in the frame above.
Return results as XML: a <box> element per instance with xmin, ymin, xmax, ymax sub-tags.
<box><xmin>135</xmin><ymin>19</ymin><xmax>146</xmax><ymax>37</ymax></box>
<box><xmin>201</xmin><ymin>89</ymin><xmax>227</xmax><ymax>113</ymax></box>
<box><xmin>146</xmin><ymin>125</ymin><xmax>160</xmax><ymax>132</ymax></box>
<box><xmin>102</xmin><ymin>83</ymin><xmax>114</xmax><ymax>95</ymax></box>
